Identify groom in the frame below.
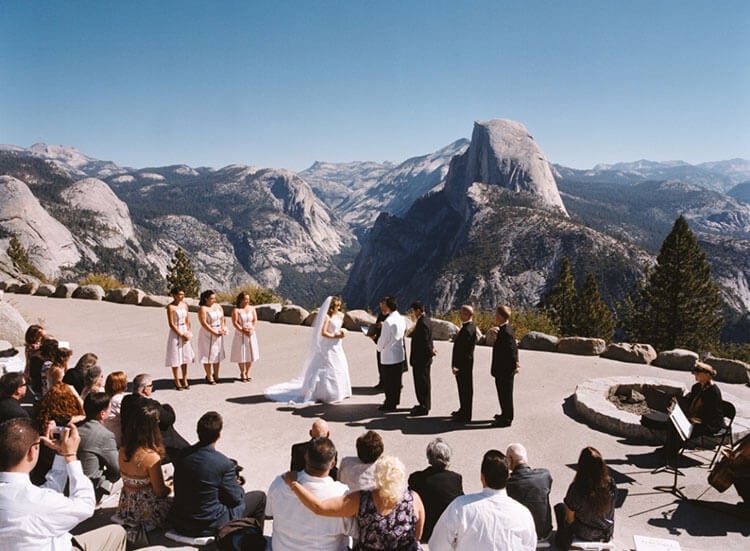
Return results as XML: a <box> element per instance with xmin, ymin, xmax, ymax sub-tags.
<box><xmin>376</xmin><ymin>296</ymin><xmax>407</xmax><ymax>412</ymax></box>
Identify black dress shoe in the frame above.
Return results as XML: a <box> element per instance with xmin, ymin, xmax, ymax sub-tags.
<box><xmin>493</xmin><ymin>418</ymin><xmax>512</xmax><ymax>427</ymax></box>
<box><xmin>378</xmin><ymin>403</ymin><xmax>397</xmax><ymax>412</ymax></box>
<box><xmin>409</xmin><ymin>406</ymin><xmax>429</xmax><ymax>416</ymax></box>
<box><xmin>451</xmin><ymin>410</ymin><xmax>462</xmax><ymax>417</ymax></box>
<box><xmin>452</xmin><ymin>415</ymin><xmax>471</xmax><ymax>422</ymax></box>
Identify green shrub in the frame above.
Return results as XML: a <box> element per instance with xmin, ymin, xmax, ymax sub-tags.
<box><xmin>78</xmin><ymin>273</ymin><xmax>126</xmax><ymax>291</ymax></box>
<box><xmin>436</xmin><ymin>306</ymin><xmax>557</xmax><ymax>342</ymax></box>
<box><xmin>216</xmin><ymin>285</ymin><xmax>280</xmax><ymax>305</ymax></box>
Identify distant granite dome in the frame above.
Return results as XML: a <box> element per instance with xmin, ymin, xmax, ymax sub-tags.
<box><xmin>445</xmin><ymin>119</ymin><xmax>567</xmax><ymax>215</ymax></box>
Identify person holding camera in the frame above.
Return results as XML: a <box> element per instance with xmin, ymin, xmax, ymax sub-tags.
<box><xmin>0</xmin><ymin>417</ymin><xmax>127</xmax><ymax>549</ymax></box>
<box><xmin>169</xmin><ymin>411</ymin><xmax>266</xmax><ymax>538</ymax></box>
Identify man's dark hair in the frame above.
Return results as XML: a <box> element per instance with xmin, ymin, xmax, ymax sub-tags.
<box><xmin>409</xmin><ymin>301</ymin><xmax>424</xmax><ymax>313</ymax></box>
<box><xmin>382</xmin><ymin>296</ymin><xmax>398</xmax><ymax>312</ymax></box>
<box><xmin>0</xmin><ymin>417</ymin><xmax>39</xmax><ymax>471</ymax></box>
<box><xmin>305</xmin><ymin>436</ymin><xmax>337</xmax><ymax>475</ymax></box>
<box><xmin>356</xmin><ymin>430</ymin><xmax>384</xmax><ymax>464</ymax></box>
<box><xmin>83</xmin><ymin>392</ymin><xmax>111</xmax><ymax>420</ymax></box>
<box><xmin>481</xmin><ymin>449</ymin><xmax>509</xmax><ymax>489</ymax></box>
<box><xmin>0</xmin><ymin>372</ymin><xmax>25</xmax><ymax>398</ymax></box>
<box><xmin>197</xmin><ymin>411</ymin><xmax>223</xmax><ymax>444</ymax></box>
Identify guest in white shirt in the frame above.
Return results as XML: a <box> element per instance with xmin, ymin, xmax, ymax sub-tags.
<box><xmin>338</xmin><ymin>430</ymin><xmax>384</xmax><ymax>491</ymax></box>
<box><xmin>266</xmin><ymin>436</ymin><xmax>354</xmax><ymax>551</ymax></box>
<box><xmin>0</xmin><ymin>417</ymin><xmax>127</xmax><ymax>550</ymax></box>
<box><xmin>429</xmin><ymin>449</ymin><xmax>536</xmax><ymax>551</ymax></box>
<box><xmin>375</xmin><ymin>296</ymin><xmax>407</xmax><ymax>411</ymax></box>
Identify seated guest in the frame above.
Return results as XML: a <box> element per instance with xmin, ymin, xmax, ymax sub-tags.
<box><xmin>284</xmin><ymin>455</ymin><xmax>425</xmax><ymax>550</ymax></box>
<box><xmin>170</xmin><ymin>411</ymin><xmax>266</xmax><ymax>537</ymax></box>
<box><xmin>63</xmin><ymin>352</ymin><xmax>98</xmax><ymax>395</ymax></box>
<box><xmin>430</xmin><ymin>449</ymin><xmax>536</xmax><ymax>551</ymax></box>
<box><xmin>554</xmin><ymin>447</ymin><xmax>616</xmax><ymax>548</ymax></box>
<box><xmin>45</xmin><ymin>343</ymin><xmax>73</xmax><ymax>396</ymax></box>
<box><xmin>505</xmin><ymin>443</ymin><xmax>553</xmax><ymax>541</ymax></box>
<box><xmin>80</xmin><ymin>364</ymin><xmax>105</xmax><ymax>402</ymax></box>
<box><xmin>103</xmin><ymin>371</ymin><xmax>128</xmax><ymax>447</ymax></box>
<box><xmin>117</xmin><ymin>403</ymin><xmax>172</xmax><ymax>529</ymax></box>
<box><xmin>77</xmin><ymin>392</ymin><xmax>120</xmax><ymax>502</ymax></box>
<box><xmin>0</xmin><ymin>372</ymin><xmax>30</xmax><ymax>423</ymax></box>
<box><xmin>120</xmin><ymin>373</ymin><xmax>188</xmax><ymax>463</ymax></box>
<box><xmin>291</xmin><ymin>418</ymin><xmax>338</xmax><ymax>479</ymax></box>
<box><xmin>267</xmin><ymin>436</ymin><xmax>354</xmax><ymax>550</ymax></box>
<box><xmin>338</xmin><ymin>430</ymin><xmax>384</xmax><ymax>491</ymax></box>
<box><xmin>408</xmin><ymin>437</ymin><xmax>464</xmax><ymax>543</ymax></box>
<box><xmin>0</xmin><ymin>417</ymin><xmax>127</xmax><ymax>549</ymax></box>
<box><xmin>26</xmin><ymin>337</ymin><xmax>58</xmax><ymax>398</ymax></box>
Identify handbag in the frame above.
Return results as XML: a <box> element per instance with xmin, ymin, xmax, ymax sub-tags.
<box><xmin>125</xmin><ymin>523</ymin><xmax>150</xmax><ymax>550</ymax></box>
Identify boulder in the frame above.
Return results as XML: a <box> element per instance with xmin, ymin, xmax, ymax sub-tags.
<box><xmin>0</xmin><ymin>301</ymin><xmax>27</xmax><ymax>346</ymax></box>
<box><xmin>275</xmin><ymin>305</ymin><xmax>310</xmax><ymax>325</ymax></box>
<box><xmin>557</xmin><ymin>337</ymin><xmax>607</xmax><ymax>356</ymax></box>
<box><xmin>34</xmin><ymin>284</ymin><xmax>56</xmax><ymax>297</ymax></box>
<box><xmin>256</xmin><ymin>303</ymin><xmax>282</xmax><ymax>322</ymax></box>
<box><xmin>52</xmin><ymin>283</ymin><xmax>78</xmax><ymax>298</ymax></box>
<box><xmin>72</xmin><ymin>285</ymin><xmax>105</xmax><ymax>300</ymax></box>
<box><xmin>123</xmin><ymin>288</ymin><xmax>146</xmax><ymax>305</ymax></box>
<box><xmin>482</xmin><ymin>326</ymin><xmax>499</xmax><ymax>347</ymax></box>
<box><xmin>17</xmin><ymin>281</ymin><xmax>40</xmax><ymax>295</ymax></box>
<box><xmin>303</xmin><ymin>310</ymin><xmax>320</xmax><ymax>327</ymax></box>
<box><xmin>5</xmin><ymin>282</ymin><xmax>21</xmax><ymax>293</ymax></box>
<box><xmin>519</xmin><ymin>331</ymin><xmax>558</xmax><ymax>352</ymax></box>
<box><xmin>703</xmin><ymin>355</ymin><xmax>750</xmax><ymax>385</ymax></box>
<box><xmin>427</xmin><ymin>318</ymin><xmax>459</xmax><ymax>342</ymax></box>
<box><xmin>221</xmin><ymin>303</ymin><xmax>234</xmax><ymax>317</ymax></box>
<box><xmin>185</xmin><ymin>298</ymin><xmax>199</xmax><ymax>312</ymax></box>
<box><xmin>344</xmin><ymin>309</ymin><xmax>376</xmax><ymax>331</ymax></box>
<box><xmin>141</xmin><ymin>295</ymin><xmax>172</xmax><ymax>307</ymax></box>
<box><xmin>601</xmin><ymin>343</ymin><xmax>657</xmax><ymax>364</ymax></box>
<box><xmin>652</xmin><ymin>349</ymin><xmax>699</xmax><ymax>371</ymax></box>
<box><xmin>104</xmin><ymin>288</ymin><xmax>132</xmax><ymax>303</ymax></box>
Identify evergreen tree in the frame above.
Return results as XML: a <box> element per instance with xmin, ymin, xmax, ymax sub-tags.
<box><xmin>634</xmin><ymin>215</ymin><xmax>723</xmax><ymax>351</ymax></box>
<box><xmin>540</xmin><ymin>257</ymin><xmax>578</xmax><ymax>336</ymax></box>
<box><xmin>166</xmin><ymin>248</ymin><xmax>200</xmax><ymax>297</ymax></box>
<box><xmin>576</xmin><ymin>273</ymin><xmax>616</xmax><ymax>341</ymax></box>
<box><xmin>7</xmin><ymin>235</ymin><xmax>46</xmax><ymax>280</ymax></box>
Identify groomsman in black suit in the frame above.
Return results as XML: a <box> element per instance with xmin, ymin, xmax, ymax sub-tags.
<box><xmin>491</xmin><ymin>305</ymin><xmax>520</xmax><ymax>427</ymax></box>
<box><xmin>408</xmin><ymin>301</ymin><xmax>435</xmax><ymax>416</ymax></box>
<box><xmin>451</xmin><ymin>305</ymin><xmax>477</xmax><ymax>422</ymax></box>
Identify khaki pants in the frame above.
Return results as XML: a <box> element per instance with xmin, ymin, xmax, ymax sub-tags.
<box><xmin>72</xmin><ymin>524</ymin><xmax>127</xmax><ymax>551</ymax></box>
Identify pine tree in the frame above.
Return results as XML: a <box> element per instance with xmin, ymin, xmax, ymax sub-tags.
<box><xmin>540</xmin><ymin>257</ymin><xmax>578</xmax><ymax>336</ymax></box>
<box><xmin>634</xmin><ymin>215</ymin><xmax>723</xmax><ymax>351</ymax></box>
<box><xmin>7</xmin><ymin>235</ymin><xmax>46</xmax><ymax>280</ymax></box>
<box><xmin>576</xmin><ymin>273</ymin><xmax>616</xmax><ymax>341</ymax></box>
<box><xmin>166</xmin><ymin>248</ymin><xmax>200</xmax><ymax>298</ymax></box>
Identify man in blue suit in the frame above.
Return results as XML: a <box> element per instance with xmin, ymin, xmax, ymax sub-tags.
<box><xmin>170</xmin><ymin>411</ymin><xmax>266</xmax><ymax>537</ymax></box>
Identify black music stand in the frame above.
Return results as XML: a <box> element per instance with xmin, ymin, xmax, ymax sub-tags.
<box><xmin>652</xmin><ymin>402</ymin><xmax>692</xmax><ymax>499</ymax></box>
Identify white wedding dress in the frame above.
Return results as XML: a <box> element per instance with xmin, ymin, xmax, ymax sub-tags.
<box><xmin>265</xmin><ymin>297</ymin><xmax>352</xmax><ymax>404</ymax></box>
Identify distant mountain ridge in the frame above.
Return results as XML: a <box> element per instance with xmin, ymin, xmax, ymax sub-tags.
<box><xmin>1</xmin><ymin>128</ymin><xmax>749</xmax><ymax>341</ymax></box>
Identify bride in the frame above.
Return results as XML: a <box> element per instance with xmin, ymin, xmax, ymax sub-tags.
<box><xmin>265</xmin><ymin>296</ymin><xmax>352</xmax><ymax>404</ymax></box>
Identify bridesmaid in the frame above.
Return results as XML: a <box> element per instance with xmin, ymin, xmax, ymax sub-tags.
<box><xmin>165</xmin><ymin>287</ymin><xmax>195</xmax><ymax>390</ymax></box>
<box><xmin>197</xmin><ymin>289</ymin><xmax>227</xmax><ymax>384</ymax></box>
<box><xmin>230</xmin><ymin>291</ymin><xmax>260</xmax><ymax>382</ymax></box>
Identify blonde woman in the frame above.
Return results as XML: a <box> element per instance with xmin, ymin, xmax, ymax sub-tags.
<box><xmin>197</xmin><ymin>290</ymin><xmax>227</xmax><ymax>384</ymax></box>
<box><xmin>265</xmin><ymin>296</ymin><xmax>351</xmax><ymax>404</ymax></box>
<box><xmin>284</xmin><ymin>455</ymin><xmax>424</xmax><ymax>550</ymax></box>
<box><xmin>229</xmin><ymin>291</ymin><xmax>260</xmax><ymax>382</ymax></box>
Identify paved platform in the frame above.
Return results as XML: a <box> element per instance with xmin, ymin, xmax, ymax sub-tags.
<box><xmin>7</xmin><ymin>294</ymin><xmax>750</xmax><ymax>550</ymax></box>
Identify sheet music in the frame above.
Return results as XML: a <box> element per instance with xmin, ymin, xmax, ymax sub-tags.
<box><xmin>634</xmin><ymin>534</ymin><xmax>682</xmax><ymax>550</ymax></box>
<box><xmin>669</xmin><ymin>402</ymin><xmax>693</xmax><ymax>441</ymax></box>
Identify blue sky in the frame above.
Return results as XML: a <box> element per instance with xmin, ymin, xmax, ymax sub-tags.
<box><xmin>1</xmin><ymin>1</ymin><xmax>748</xmax><ymax>171</ymax></box>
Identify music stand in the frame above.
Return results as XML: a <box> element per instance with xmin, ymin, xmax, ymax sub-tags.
<box><xmin>652</xmin><ymin>402</ymin><xmax>692</xmax><ymax>499</ymax></box>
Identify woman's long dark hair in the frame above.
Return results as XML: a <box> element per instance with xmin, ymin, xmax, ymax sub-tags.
<box><xmin>572</xmin><ymin>446</ymin><xmax>612</xmax><ymax>516</ymax></box>
<box><xmin>122</xmin><ymin>403</ymin><xmax>165</xmax><ymax>462</ymax></box>
<box><xmin>199</xmin><ymin>290</ymin><xmax>215</xmax><ymax>307</ymax></box>
<box><xmin>235</xmin><ymin>291</ymin><xmax>249</xmax><ymax>308</ymax></box>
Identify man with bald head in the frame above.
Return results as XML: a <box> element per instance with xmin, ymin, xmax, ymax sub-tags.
<box><xmin>290</xmin><ymin>418</ymin><xmax>338</xmax><ymax>480</ymax></box>
<box><xmin>451</xmin><ymin>305</ymin><xmax>477</xmax><ymax>422</ymax></box>
<box><xmin>506</xmin><ymin>443</ymin><xmax>553</xmax><ymax>541</ymax></box>
<box><xmin>0</xmin><ymin>417</ymin><xmax>126</xmax><ymax>549</ymax></box>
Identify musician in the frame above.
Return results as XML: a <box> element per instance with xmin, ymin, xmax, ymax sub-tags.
<box><xmin>664</xmin><ymin>362</ymin><xmax>724</xmax><ymax>461</ymax></box>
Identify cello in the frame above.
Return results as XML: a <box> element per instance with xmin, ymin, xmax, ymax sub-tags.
<box><xmin>708</xmin><ymin>433</ymin><xmax>750</xmax><ymax>496</ymax></box>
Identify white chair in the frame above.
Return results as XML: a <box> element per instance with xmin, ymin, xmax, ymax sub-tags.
<box><xmin>164</xmin><ymin>529</ymin><xmax>215</xmax><ymax>547</ymax></box>
<box><xmin>570</xmin><ymin>540</ymin><xmax>615</xmax><ymax>550</ymax></box>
